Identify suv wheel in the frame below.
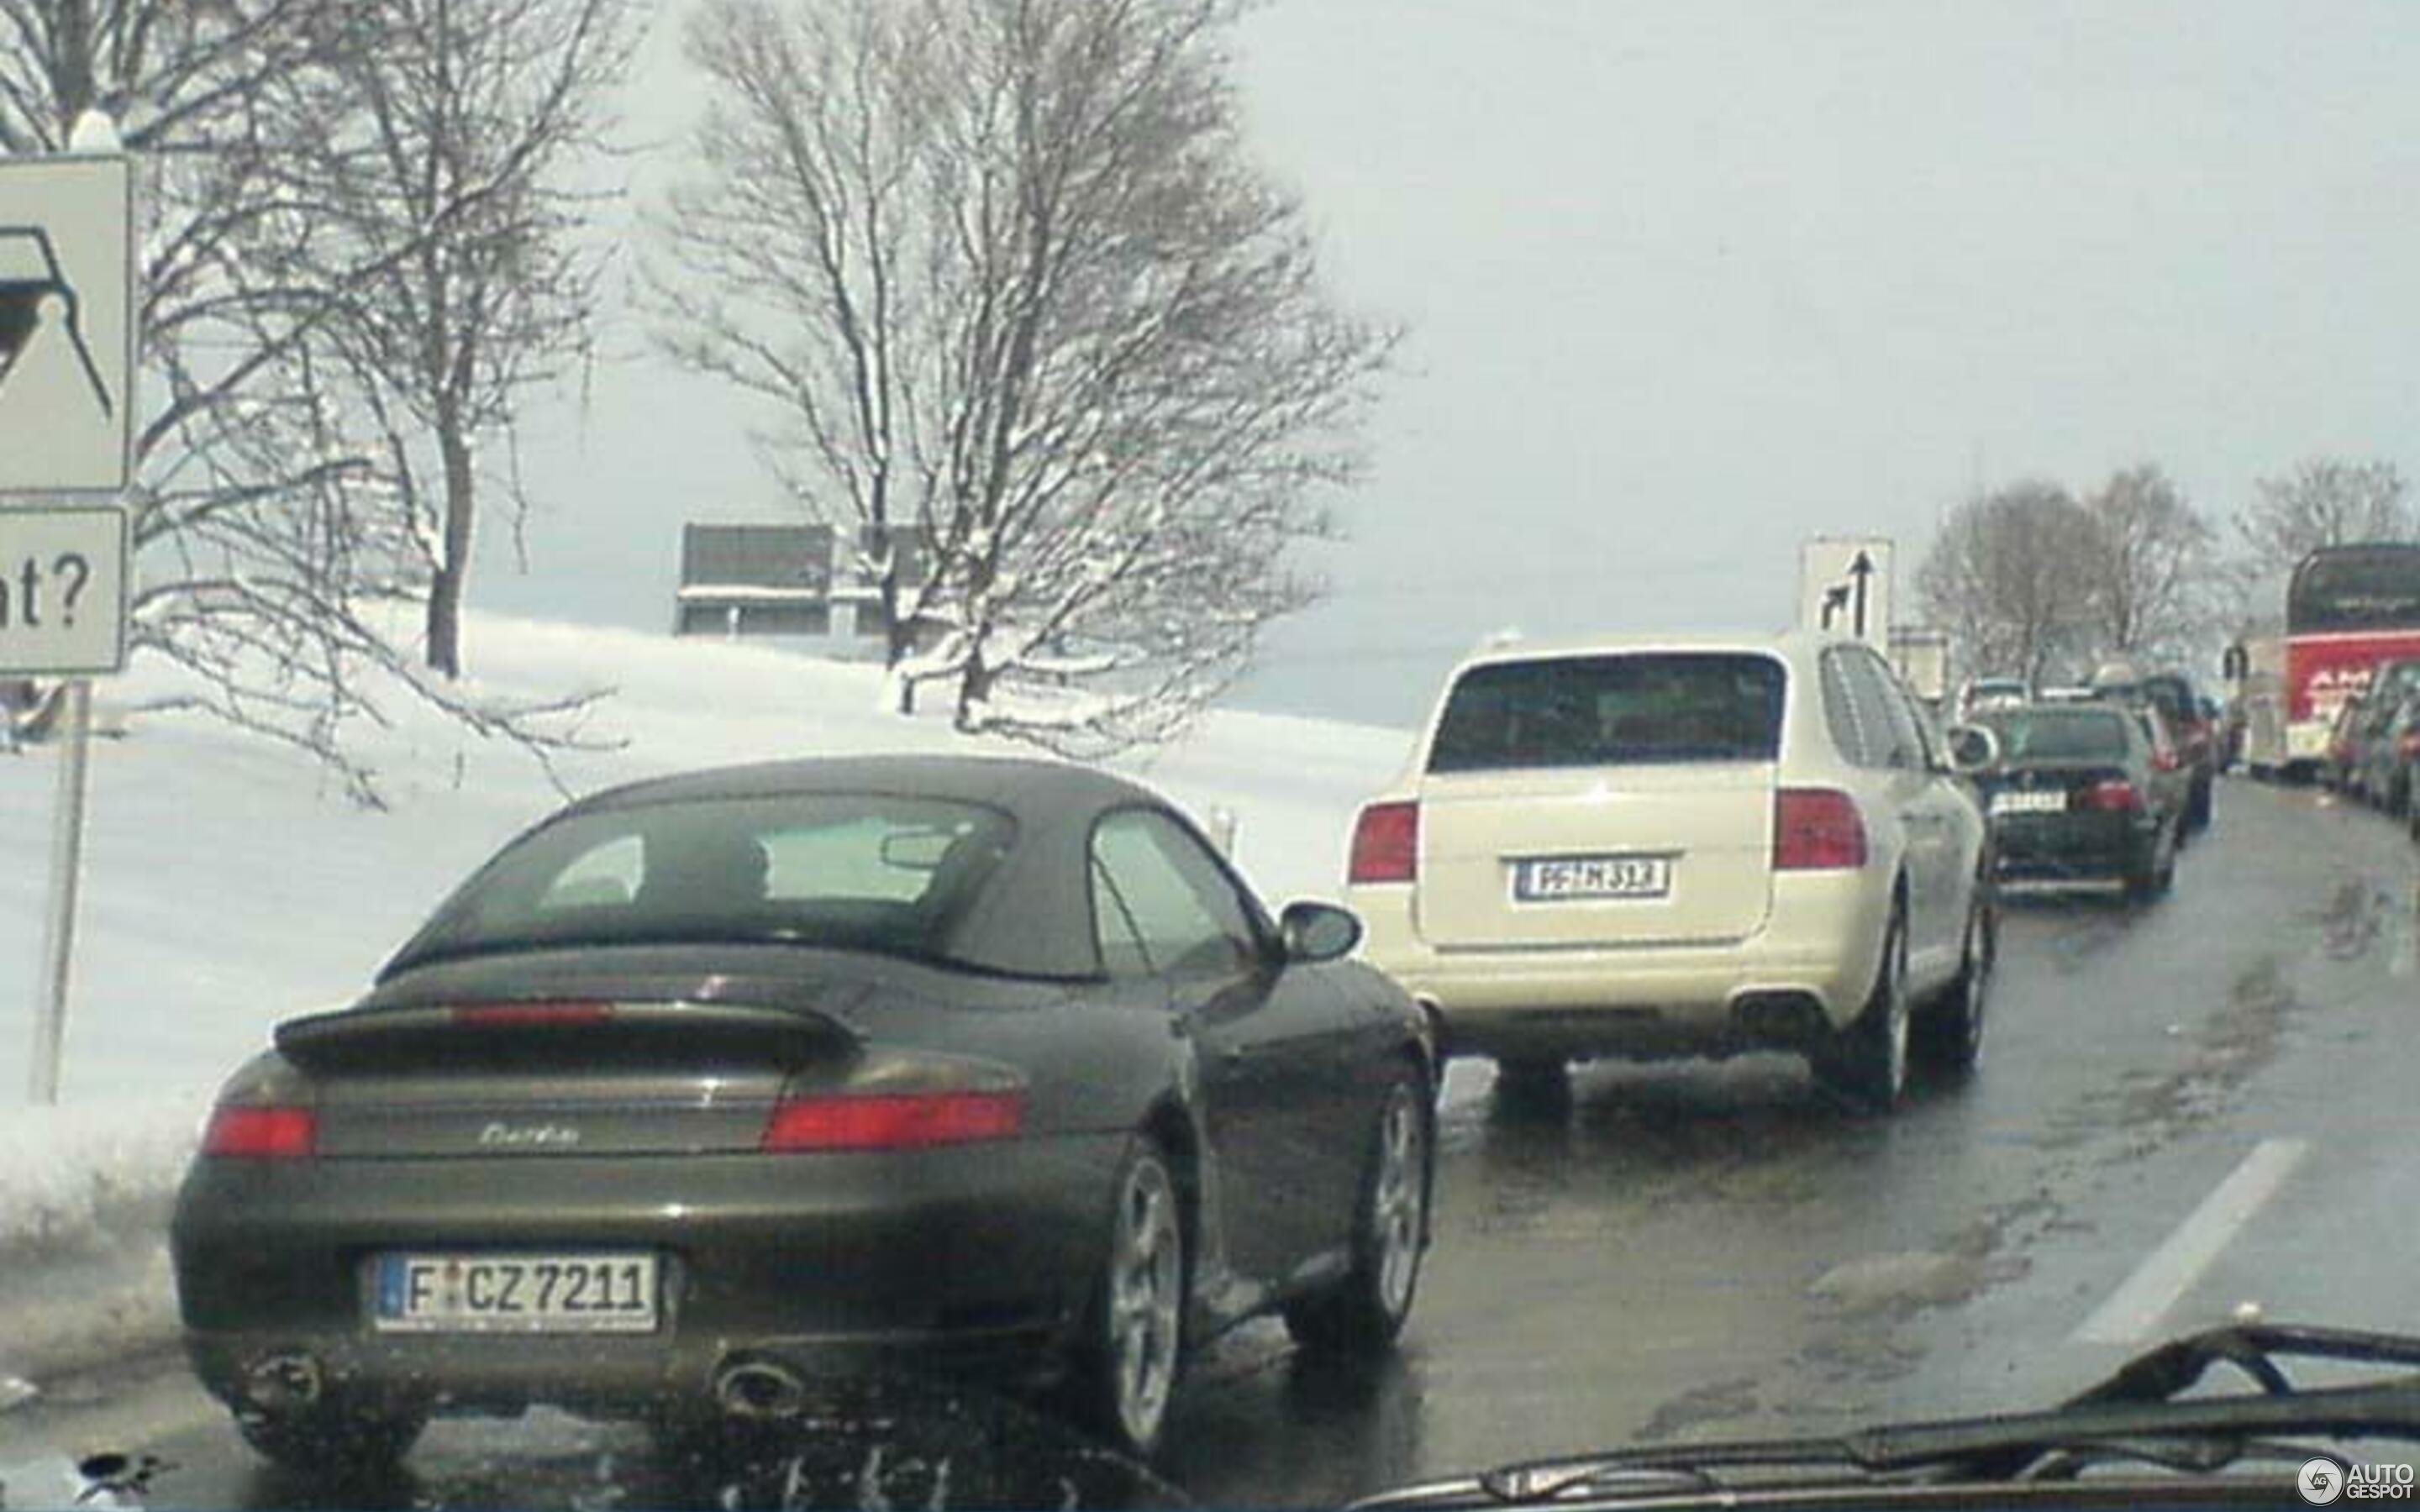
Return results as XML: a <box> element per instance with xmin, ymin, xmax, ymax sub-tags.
<box><xmin>2124</xmin><ymin>822</ymin><xmax>2171</xmax><ymax>903</ymax></box>
<box><xmin>1914</xmin><ymin>885</ymin><xmax>1993</xmax><ymax>1076</ymax></box>
<box><xmin>1813</xmin><ymin>905</ymin><xmax>1909</xmax><ymax>1112</ymax></box>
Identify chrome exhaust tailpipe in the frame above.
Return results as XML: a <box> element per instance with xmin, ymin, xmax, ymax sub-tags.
<box><xmin>713</xmin><ymin>1359</ymin><xmax>808</xmax><ymax>1420</ymax></box>
<box><xmin>242</xmin><ymin>1352</ymin><xmax>324</xmax><ymax>1411</ymax></box>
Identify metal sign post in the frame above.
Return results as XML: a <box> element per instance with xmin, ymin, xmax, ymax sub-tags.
<box><xmin>3</xmin><ymin>154</ymin><xmax>136</xmax><ymax>1105</ymax></box>
<box><xmin>27</xmin><ymin>680</ymin><xmax>92</xmax><ymax>1104</ymax></box>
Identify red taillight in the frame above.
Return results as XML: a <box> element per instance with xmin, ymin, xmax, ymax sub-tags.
<box><xmin>1773</xmin><ymin>788</ymin><xmax>1866</xmax><ymax>870</ymax></box>
<box><xmin>450</xmin><ymin>1000</ymin><xmax>614</xmax><ymax>1026</ymax></box>
<box><xmin>2081</xmin><ymin>779</ymin><xmax>2141</xmax><ymax>812</ymax></box>
<box><xmin>760</xmin><ymin>1091</ymin><xmax>1024</xmax><ymax>1152</ymax></box>
<box><xmin>1349</xmin><ymin>801</ymin><xmax>1420</xmax><ymax>885</ymax></box>
<box><xmin>202</xmin><ymin>1105</ymin><xmax>317</xmax><ymax>1158</ymax></box>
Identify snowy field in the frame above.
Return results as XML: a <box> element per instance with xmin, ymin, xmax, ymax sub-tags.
<box><xmin>0</xmin><ymin>613</ymin><xmax>1414</xmax><ymax>1390</ymax></box>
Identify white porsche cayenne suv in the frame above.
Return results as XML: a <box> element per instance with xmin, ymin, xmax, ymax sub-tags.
<box><xmin>1344</xmin><ymin>631</ymin><xmax>1998</xmax><ymax>1111</ymax></box>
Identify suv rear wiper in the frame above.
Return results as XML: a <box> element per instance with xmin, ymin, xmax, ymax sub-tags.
<box><xmin>1354</xmin><ymin>1322</ymin><xmax>2420</xmax><ymax>1509</ymax></box>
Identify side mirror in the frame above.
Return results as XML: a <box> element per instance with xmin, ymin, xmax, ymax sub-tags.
<box><xmin>1278</xmin><ymin>900</ymin><xmax>1362</xmax><ymax>964</ymax></box>
<box><xmin>1944</xmin><ymin>723</ymin><xmax>2000</xmax><ymax>774</ymax></box>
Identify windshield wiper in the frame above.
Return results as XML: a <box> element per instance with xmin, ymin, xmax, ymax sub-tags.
<box><xmin>1355</xmin><ymin>1323</ymin><xmax>2420</xmax><ymax>1509</ymax></box>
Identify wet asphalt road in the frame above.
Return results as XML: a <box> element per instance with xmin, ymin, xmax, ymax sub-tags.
<box><xmin>5</xmin><ymin>773</ymin><xmax>2416</xmax><ymax>1509</ymax></box>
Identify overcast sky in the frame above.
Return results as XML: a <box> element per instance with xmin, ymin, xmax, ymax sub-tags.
<box><xmin>473</xmin><ymin>1</ymin><xmax>2420</xmax><ymax>729</ymax></box>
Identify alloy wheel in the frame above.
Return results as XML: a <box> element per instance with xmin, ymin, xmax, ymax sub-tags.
<box><xmin>1106</xmin><ymin>1152</ymin><xmax>1183</xmax><ymax>1450</ymax></box>
<box><xmin>1371</xmin><ymin>1084</ymin><xmax>1428</xmax><ymax>1318</ymax></box>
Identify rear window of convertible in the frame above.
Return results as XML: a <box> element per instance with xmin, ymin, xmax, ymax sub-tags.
<box><xmin>1426</xmin><ymin>653</ymin><xmax>1786</xmax><ymax>773</ymax></box>
<box><xmin>392</xmin><ymin>794</ymin><xmax>1023</xmax><ymax>974</ymax></box>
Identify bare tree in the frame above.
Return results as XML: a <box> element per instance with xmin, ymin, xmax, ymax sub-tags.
<box><xmin>2235</xmin><ymin>457</ymin><xmax>2416</xmax><ymax>569</ymax></box>
<box><xmin>2078</xmin><ymin>462</ymin><xmax>2218</xmax><ymax>662</ymax></box>
<box><xmin>266</xmin><ymin>0</ymin><xmax>635</xmax><ymax>680</ymax></box>
<box><xmin>655</xmin><ymin>0</ymin><xmax>1392</xmax><ymax>753</ymax></box>
<box><xmin>0</xmin><ymin>0</ymin><xmax>614</xmax><ymax>801</ymax></box>
<box><xmin>1918</xmin><ymin>480</ymin><xmax>2102</xmax><ymax>687</ymax></box>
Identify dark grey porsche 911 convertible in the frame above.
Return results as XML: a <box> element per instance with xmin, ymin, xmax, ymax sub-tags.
<box><xmin>170</xmin><ymin>754</ymin><xmax>1437</xmax><ymax>1472</ymax></box>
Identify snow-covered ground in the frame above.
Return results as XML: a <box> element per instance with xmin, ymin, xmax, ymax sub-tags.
<box><xmin>0</xmin><ymin>612</ymin><xmax>1413</xmax><ymax>1392</ymax></box>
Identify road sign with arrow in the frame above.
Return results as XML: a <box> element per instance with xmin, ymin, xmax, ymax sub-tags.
<box><xmin>1799</xmin><ymin>537</ymin><xmax>1893</xmax><ymax>650</ymax></box>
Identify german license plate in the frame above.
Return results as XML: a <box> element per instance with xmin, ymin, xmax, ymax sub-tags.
<box><xmin>1990</xmin><ymin>790</ymin><xmax>2066</xmax><ymax>816</ymax></box>
<box><xmin>1512</xmin><ymin>854</ymin><xmax>1672</xmax><ymax>901</ymax></box>
<box><xmin>373</xmin><ymin>1252</ymin><xmax>659</xmax><ymax>1334</ymax></box>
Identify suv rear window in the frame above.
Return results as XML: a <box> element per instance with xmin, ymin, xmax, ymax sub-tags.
<box><xmin>1427</xmin><ymin>653</ymin><xmax>1786</xmax><ymax>773</ymax></box>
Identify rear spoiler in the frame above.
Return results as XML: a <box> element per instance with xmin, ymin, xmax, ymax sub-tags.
<box><xmin>274</xmin><ymin>1000</ymin><xmax>858</xmax><ymax>1075</ymax></box>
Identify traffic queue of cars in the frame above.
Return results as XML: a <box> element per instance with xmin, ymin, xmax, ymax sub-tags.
<box><xmin>2320</xmin><ymin>655</ymin><xmax>2420</xmax><ymax>841</ymax></box>
<box><xmin>160</xmin><ymin>633</ymin><xmax>2241</xmax><ymax>1480</ymax></box>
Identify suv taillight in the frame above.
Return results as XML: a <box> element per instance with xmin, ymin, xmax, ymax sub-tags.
<box><xmin>201</xmin><ymin>1105</ymin><xmax>317</xmax><ymax>1158</ymax></box>
<box><xmin>1349</xmin><ymin>801</ymin><xmax>1420</xmax><ymax>885</ymax></box>
<box><xmin>1773</xmin><ymin>789</ymin><xmax>1866</xmax><ymax>870</ymax></box>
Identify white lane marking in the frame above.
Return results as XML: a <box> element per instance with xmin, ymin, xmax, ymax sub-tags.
<box><xmin>2072</xmin><ymin>1137</ymin><xmax>2309</xmax><ymax>1346</ymax></box>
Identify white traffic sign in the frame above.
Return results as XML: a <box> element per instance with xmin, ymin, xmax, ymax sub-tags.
<box><xmin>0</xmin><ymin>506</ymin><xmax>127</xmax><ymax>674</ymax></box>
<box><xmin>1800</xmin><ymin>537</ymin><xmax>1893</xmax><ymax>650</ymax></box>
<box><xmin>0</xmin><ymin>155</ymin><xmax>135</xmax><ymax>495</ymax></box>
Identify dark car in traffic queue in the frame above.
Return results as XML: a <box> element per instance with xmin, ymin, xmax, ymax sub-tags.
<box><xmin>2323</xmin><ymin>693</ymin><xmax>2368</xmax><ymax>796</ymax></box>
<box><xmin>1968</xmin><ymin>701</ymin><xmax>2183</xmax><ymax>901</ymax></box>
<box><xmin>2364</xmin><ymin>685</ymin><xmax>2420</xmax><ymax>828</ymax></box>
<box><xmin>168</xmin><ymin>754</ymin><xmax>1439</xmax><ymax>1473</ymax></box>
<box><xmin>2345</xmin><ymin>659</ymin><xmax>2420</xmax><ymax>813</ymax></box>
<box><xmin>2088</xmin><ymin>667</ymin><xmax>2216</xmax><ymax>832</ymax></box>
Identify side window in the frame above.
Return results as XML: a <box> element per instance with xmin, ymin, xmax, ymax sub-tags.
<box><xmin>1092</xmin><ymin>856</ymin><xmax>1154</xmax><ymax>979</ymax></box>
<box><xmin>539</xmin><ymin>835</ymin><xmax>642</xmax><ymax>911</ymax></box>
<box><xmin>1089</xmin><ymin>809</ymin><xmax>1260</xmax><ymax>980</ymax></box>
<box><xmin>1820</xmin><ymin>650</ymin><xmax>1872</xmax><ymax>767</ymax></box>
<box><xmin>1895</xmin><ymin>681</ymin><xmax>1945</xmax><ymax>771</ymax></box>
<box><xmin>1869</xmin><ymin>657</ymin><xmax>1933</xmax><ymax>771</ymax></box>
<box><xmin>1848</xmin><ymin>650</ymin><xmax>1919</xmax><ymax>769</ymax></box>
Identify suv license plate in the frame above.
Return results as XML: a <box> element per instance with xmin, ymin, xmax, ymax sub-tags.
<box><xmin>1512</xmin><ymin>854</ymin><xmax>1673</xmax><ymax>901</ymax></box>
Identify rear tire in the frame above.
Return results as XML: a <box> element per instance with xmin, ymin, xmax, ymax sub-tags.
<box><xmin>1813</xmin><ymin>906</ymin><xmax>1909</xmax><ymax>1113</ymax></box>
<box><xmin>1070</xmin><ymin>1139</ymin><xmax>1186</xmax><ymax>1458</ymax></box>
<box><xmin>234</xmin><ymin>1399</ymin><xmax>425</xmax><ymax>1478</ymax></box>
<box><xmin>1286</xmin><ymin>1074</ymin><xmax>1432</xmax><ymax>1357</ymax></box>
<box><xmin>1914</xmin><ymin>885</ymin><xmax>1993</xmax><ymax>1078</ymax></box>
<box><xmin>2123</xmin><ymin>824</ymin><xmax>2170</xmax><ymax>903</ymax></box>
